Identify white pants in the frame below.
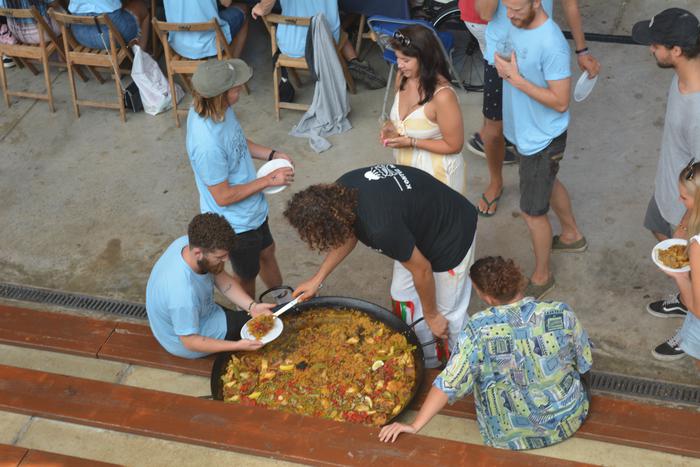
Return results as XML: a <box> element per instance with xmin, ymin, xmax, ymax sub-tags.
<box><xmin>390</xmin><ymin>237</ymin><xmax>476</xmax><ymax>368</ymax></box>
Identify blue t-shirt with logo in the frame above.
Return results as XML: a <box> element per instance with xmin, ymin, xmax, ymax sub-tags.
<box><xmin>69</xmin><ymin>0</ymin><xmax>120</xmax><ymax>14</ymax></box>
<box><xmin>162</xmin><ymin>0</ymin><xmax>232</xmax><ymax>59</ymax></box>
<box><xmin>276</xmin><ymin>0</ymin><xmax>340</xmax><ymax>58</ymax></box>
<box><xmin>145</xmin><ymin>236</ymin><xmax>227</xmax><ymax>359</ymax></box>
<box><xmin>186</xmin><ymin>106</ymin><xmax>268</xmax><ymax>234</ymax></box>
<box><xmin>502</xmin><ymin>18</ymin><xmax>570</xmax><ymax>155</ymax></box>
<box><xmin>484</xmin><ymin>0</ymin><xmax>554</xmax><ymax>65</ymax></box>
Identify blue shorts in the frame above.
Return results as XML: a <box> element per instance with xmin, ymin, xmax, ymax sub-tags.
<box><xmin>680</xmin><ymin>311</ymin><xmax>700</xmax><ymax>359</ymax></box>
<box><xmin>71</xmin><ymin>9</ymin><xmax>139</xmax><ymax>50</ymax></box>
<box><xmin>218</xmin><ymin>6</ymin><xmax>245</xmax><ymax>38</ymax></box>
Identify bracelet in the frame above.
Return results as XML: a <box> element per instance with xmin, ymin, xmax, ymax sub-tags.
<box><xmin>267</xmin><ymin>150</ymin><xmax>276</xmax><ymax>161</ymax></box>
<box><xmin>246</xmin><ymin>300</ymin><xmax>256</xmax><ymax>314</ymax></box>
<box><xmin>575</xmin><ymin>47</ymin><xmax>589</xmax><ymax>56</ymax></box>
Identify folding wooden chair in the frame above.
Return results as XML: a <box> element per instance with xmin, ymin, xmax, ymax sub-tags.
<box><xmin>50</xmin><ymin>9</ymin><xmax>134</xmax><ymax>123</ymax></box>
<box><xmin>153</xmin><ymin>18</ymin><xmax>246</xmax><ymax>128</ymax></box>
<box><xmin>263</xmin><ymin>13</ymin><xmax>356</xmax><ymax>121</ymax></box>
<box><xmin>0</xmin><ymin>6</ymin><xmax>86</xmax><ymax>111</ymax></box>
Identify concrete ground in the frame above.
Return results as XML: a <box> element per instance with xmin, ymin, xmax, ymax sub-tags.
<box><xmin>0</xmin><ymin>0</ymin><xmax>699</xmax><ymax>449</ymax></box>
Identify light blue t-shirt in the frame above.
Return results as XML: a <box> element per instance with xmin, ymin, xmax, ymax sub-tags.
<box><xmin>162</xmin><ymin>0</ymin><xmax>232</xmax><ymax>59</ymax></box>
<box><xmin>277</xmin><ymin>0</ymin><xmax>340</xmax><ymax>58</ymax></box>
<box><xmin>502</xmin><ymin>18</ymin><xmax>570</xmax><ymax>156</ymax></box>
<box><xmin>145</xmin><ymin>236</ymin><xmax>227</xmax><ymax>359</ymax></box>
<box><xmin>484</xmin><ymin>0</ymin><xmax>553</xmax><ymax>65</ymax></box>
<box><xmin>69</xmin><ymin>0</ymin><xmax>120</xmax><ymax>14</ymax></box>
<box><xmin>186</xmin><ymin>106</ymin><xmax>268</xmax><ymax>234</ymax></box>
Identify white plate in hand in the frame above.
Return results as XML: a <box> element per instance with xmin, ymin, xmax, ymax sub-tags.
<box><xmin>256</xmin><ymin>159</ymin><xmax>294</xmax><ymax>194</ymax></box>
<box><xmin>240</xmin><ymin>316</ymin><xmax>284</xmax><ymax>344</ymax></box>
<box><xmin>573</xmin><ymin>71</ymin><xmax>598</xmax><ymax>102</ymax></box>
<box><xmin>651</xmin><ymin>238</ymin><xmax>690</xmax><ymax>273</ymax></box>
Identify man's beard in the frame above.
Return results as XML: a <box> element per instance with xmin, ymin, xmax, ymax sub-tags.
<box><xmin>656</xmin><ymin>60</ymin><xmax>674</xmax><ymax>69</ymax></box>
<box><xmin>512</xmin><ymin>8</ymin><xmax>537</xmax><ymax>28</ymax></box>
<box><xmin>197</xmin><ymin>257</ymin><xmax>225</xmax><ymax>275</ymax></box>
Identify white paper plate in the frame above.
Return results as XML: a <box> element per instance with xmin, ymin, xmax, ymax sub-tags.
<box><xmin>240</xmin><ymin>316</ymin><xmax>284</xmax><ymax>344</ymax></box>
<box><xmin>256</xmin><ymin>159</ymin><xmax>294</xmax><ymax>194</ymax></box>
<box><xmin>651</xmin><ymin>238</ymin><xmax>690</xmax><ymax>273</ymax></box>
<box><xmin>573</xmin><ymin>71</ymin><xmax>598</xmax><ymax>102</ymax></box>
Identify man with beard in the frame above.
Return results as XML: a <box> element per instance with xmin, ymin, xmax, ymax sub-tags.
<box><xmin>493</xmin><ymin>0</ymin><xmax>585</xmax><ymax>299</ymax></box>
<box><xmin>146</xmin><ymin>213</ymin><xmax>274</xmax><ymax>359</ymax></box>
<box><xmin>632</xmin><ymin>9</ymin><xmax>700</xmax><ymax>361</ymax></box>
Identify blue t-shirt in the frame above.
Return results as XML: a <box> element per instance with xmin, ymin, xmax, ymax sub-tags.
<box><xmin>502</xmin><ymin>18</ymin><xmax>570</xmax><ymax>156</ymax></box>
<box><xmin>484</xmin><ymin>0</ymin><xmax>553</xmax><ymax>65</ymax></box>
<box><xmin>186</xmin><ymin>106</ymin><xmax>268</xmax><ymax>234</ymax></box>
<box><xmin>69</xmin><ymin>0</ymin><xmax>121</xmax><ymax>14</ymax></box>
<box><xmin>162</xmin><ymin>0</ymin><xmax>232</xmax><ymax>59</ymax></box>
<box><xmin>145</xmin><ymin>236</ymin><xmax>227</xmax><ymax>359</ymax></box>
<box><xmin>277</xmin><ymin>0</ymin><xmax>340</xmax><ymax>58</ymax></box>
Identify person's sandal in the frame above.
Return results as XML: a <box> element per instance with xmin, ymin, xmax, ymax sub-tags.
<box><xmin>552</xmin><ymin>235</ymin><xmax>588</xmax><ymax>253</ymax></box>
<box><xmin>477</xmin><ymin>189</ymin><xmax>503</xmax><ymax>217</ymax></box>
<box><xmin>524</xmin><ymin>276</ymin><xmax>555</xmax><ymax>300</ymax></box>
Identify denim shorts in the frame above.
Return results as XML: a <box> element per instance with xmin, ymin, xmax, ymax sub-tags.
<box><xmin>218</xmin><ymin>5</ymin><xmax>246</xmax><ymax>37</ymax></box>
<box><xmin>229</xmin><ymin>218</ymin><xmax>274</xmax><ymax>281</ymax></box>
<box><xmin>518</xmin><ymin>131</ymin><xmax>568</xmax><ymax>216</ymax></box>
<box><xmin>680</xmin><ymin>311</ymin><xmax>700</xmax><ymax>359</ymax></box>
<box><xmin>71</xmin><ymin>9</ymin><xmax>139</xmax><ymax>50</ymax></box>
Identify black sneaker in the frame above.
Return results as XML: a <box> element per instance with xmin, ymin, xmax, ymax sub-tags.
<box><xmin>466</xmin><ymin>132</ymin><xmax>517</xmax><ymax>164</ymax></box>
<box><xmin>646</xmin><ymin>294</ymin><xmax>688</xmax><ymax>318</ymax></box>
<box><xmin>651</xmin><ymin>329</ymin><xmax>686</xmax><ymax>361</ymax></box>
<box><xmin>2</xmin><ymin>55</ymin><xmax>15</xmax><ymax>69</ymax></box>
<box><xmin>347</xmin><ymin>59</ymin><xmax>385</xmax><ymax>90</ymax></box>
<box><xmin>278</xmin><ymin>77</ymin><xmax>295</xmax><ymax>103</ymax></box>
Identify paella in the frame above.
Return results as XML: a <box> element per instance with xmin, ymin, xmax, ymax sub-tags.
<box><xmin>221</xmin><ymin>308</ymin><xmax>417</xmax><ymax>426</ymax></box>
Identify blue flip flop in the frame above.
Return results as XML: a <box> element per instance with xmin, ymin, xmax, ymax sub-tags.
<box><xmin>478</xmin><ymin>190</ymin><xmax>503</xmax><ymax>217</ymax></box>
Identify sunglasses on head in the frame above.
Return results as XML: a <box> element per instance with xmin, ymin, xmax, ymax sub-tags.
<box><xmin>393</xmin><ymin>30</ymin><xmax>411</xmax><ymax>47</ymax></box>
<box><xmin>684</xmin><ymin>158</ymin><xmax>698</xmax><ymax>181</ymax></box>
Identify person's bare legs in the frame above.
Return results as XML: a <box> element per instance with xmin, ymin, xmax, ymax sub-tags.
<box><xmin>521</xmin><ymin>212</ymin><xmax>553</xmax><ymax>285</ymax></box>
<box><xmin>549</xmin><ymin>179</ymin><xmax>583</xmax><ymax>244</ymax></box>
<box><xmin>341</xmin><ymin>40</ymin><xmax>358</xmax><ymax>61</ymax></box>
<box><xmin>258</xmin><ymin>242</ymin><xmax>283</xmax><ymax>291</ymax></box>
<box><xmin>652</xmin><ymin>231</ymin><xmax>669</xmax><ymax>242</ymax></box>
<box><xmin>229</xmin><ymin>3</ymin><xmax>249</xmax><ymax>58</ymax></box>
<box><xmin>123</xmin><ymin>0</ymin><xmax>149</xmax><ymax>51</ymax></box>
<box><xmin>478</xmin><ymin>118</ymin><xmax>505</xmax><ymax>214</ymax></box>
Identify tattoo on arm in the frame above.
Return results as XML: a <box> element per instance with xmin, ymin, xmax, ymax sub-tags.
<box><xmin>222</xmin><ymin>283</ymin><xmax>232</xmax><ymax>294</ymax></box>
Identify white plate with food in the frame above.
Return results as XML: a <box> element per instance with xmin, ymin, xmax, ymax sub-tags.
<box><xmin>241</xmin><ymin>315</ymin><xmax>284</xmax><ymax>344</ymax></box>
<box><xmin>256</xmin><ymin>159</ymin><xmax>294</xmax><ymax>195</ymax></box>
<box><xmin>652</xmin><ymin>238</ymin><xmax>690</xmax><ymax>273</ymax></box>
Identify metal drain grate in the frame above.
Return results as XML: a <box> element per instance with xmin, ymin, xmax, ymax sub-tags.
<box><xmin>590</xmin><ymin>371</ymin><xmax>700</xmax><ymax>406</ymax></box>
<box><xmin>0</xmin><ymin>282</ymin><xmax>146</xmax><ymax>318</ymax></box>
<box><xmin>0</xmin><ymin>281</ymin><xmax>698</xmax><ymax>405</ymax></box>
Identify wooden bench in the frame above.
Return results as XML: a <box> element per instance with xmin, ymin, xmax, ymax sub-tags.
<box><xmin>0</xmin><ymin>442</ymin><xmax>121</xmax><ymax>466</ymax></box>
<box><xmin>0</xmin><ymin>364</ymin><xmax>588</xmax><ymax>467</ymax></box>
<box><xmin>1</xmin><ymin>304</ymin><xmax>699</xmax><ymax>458</ymax></box>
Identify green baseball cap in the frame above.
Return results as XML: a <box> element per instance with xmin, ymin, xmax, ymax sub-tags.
<box><xmin>192</xmin><ymin>58</ymin><xmax>253</xmax><ymax>98</ymax></box>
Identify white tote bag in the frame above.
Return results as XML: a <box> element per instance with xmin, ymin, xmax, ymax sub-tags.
<box><xmin>131</xmin><ymin>45</ymin><xmax>184</xmax><ymax>116</ymax></box>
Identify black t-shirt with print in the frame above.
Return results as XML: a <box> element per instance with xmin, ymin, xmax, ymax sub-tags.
<box><xmin>337</xmin><ymin>164</ymin><xmax>478</xmax><ymax>272</ymax></box>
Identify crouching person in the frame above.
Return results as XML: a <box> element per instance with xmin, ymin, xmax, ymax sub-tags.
<box><xmin>379</xmin><ymin>256</ymin><xmax>592</xmax><ymax>450</ymax></box>
<box><xmin>146</xmin><ymin>213</ymin><xmax>274</xmax><ymax>359</ymax></box>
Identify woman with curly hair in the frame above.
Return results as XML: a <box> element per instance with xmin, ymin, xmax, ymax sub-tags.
<box><xmin>380</xmin><ymin>255</ymin><xmax>593</xmax><ymax>450</ymax></box>
<box><xmin>285</xmin><ymin>164</ymin><xmax>478</xmax><ymax>367</ymax></box>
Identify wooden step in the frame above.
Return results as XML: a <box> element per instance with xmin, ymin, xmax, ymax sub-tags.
<box><xmin>2</xmin><ymin>304</ymin><xmax>699</xmax><ymax>458</ymax></box>
<box><xmin>0</xmin><ymin>442</ymin><xmax>121</xmax><ymax>466</ymax></box>
<box><xmin>0</xmin><ymin>364</ymin><xmax>589</xmax><ymax>467</ymax></box>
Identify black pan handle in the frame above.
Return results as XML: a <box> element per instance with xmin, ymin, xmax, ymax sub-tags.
<box><xmin>258</xmin><ymin>285</ymin><xmax>294</xmax><ymax>302</ymax></box>
<box><xmin>407</xmin><ymin>317</ymin><xmax>439</xmax><ymax>347</ymax></box>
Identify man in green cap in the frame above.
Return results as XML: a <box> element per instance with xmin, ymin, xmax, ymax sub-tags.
<box><xmin>186</xmin><ymin>58</ymin><xmax>295</xmax><ymax>299</ymax></box>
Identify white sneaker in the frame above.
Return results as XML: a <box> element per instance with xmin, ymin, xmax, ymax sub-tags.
<box><xmin>2</xmin><ymin>56</ymin><xmax>16</xmax><ymax>68</ymax></box>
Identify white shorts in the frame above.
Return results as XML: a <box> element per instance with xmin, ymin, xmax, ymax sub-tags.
<box><xmin>390</xmin><ymin>235</ymin><xmax>476</xmax><ymax>368</ymax></box>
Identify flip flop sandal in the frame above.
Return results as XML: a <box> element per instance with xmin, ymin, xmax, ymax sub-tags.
<box><xmin>552</xmin><ymin>235</ymin><xmax>588</xmax><ymax>252</ymax></box>
<box><xmin>478</xmin><ymin>190</ymin><xmax>503</xmax><ymax>218</ymax></box>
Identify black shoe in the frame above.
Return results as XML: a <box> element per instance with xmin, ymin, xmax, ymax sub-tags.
<box><xmin>647</xmin><ymin>294</ymin><xmax>688</xmax><ymax>318</ymax></box>
<box><xmin>347</xmin><ymin>59</ymin><xmax>385</xmax><ymax>90</ymax></box>
<box><xmin>466</xmin><ymin>132</ymin><xmax>517</xmax><ymax>164</ymax></box>
<box><xmin>2</xmin><ymin>55</ymin><xmax>15</xmax><ymax>69</ymax></box>
<box><xmin>278</xmin><ymin>78</ymin><xmax>295</xmax><ymax>103</ymax></box>
<box><xmin>651</xmin><ymin>329</ymin><xmax>686</xmax><ymax>361</ymax></box>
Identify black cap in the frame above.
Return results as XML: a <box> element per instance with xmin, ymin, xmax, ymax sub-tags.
<box><xmin>632</xmin><ymin>8</ymin><xmax>699</xmax><ymax>48</ymax></box>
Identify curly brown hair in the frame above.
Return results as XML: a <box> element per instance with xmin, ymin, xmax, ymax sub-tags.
<box><xmin>187</xmin><ymin>213</ymin><xmax>236</xmax><ymax>252</ymax></box>
<box><xmin>284</xmin><ymin>183</ymin><xmax>358</xmax><ymax>252</ymax></box>
<box><xmin>469</xmin><ymin>256</ymin><xmax>526</xmax><ymax>303</ymax></box>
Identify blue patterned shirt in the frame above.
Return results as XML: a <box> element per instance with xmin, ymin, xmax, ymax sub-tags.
<box><xmin>433</xmin><ymin>297</ymin><xmax>593</xmax><ymax>450</ymax></box>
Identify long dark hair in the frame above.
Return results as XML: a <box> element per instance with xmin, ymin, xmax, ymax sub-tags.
<box><xmin>389</xmin><ymin>24</ymin><xmax>452</xmax><ymax>105</ymax></box>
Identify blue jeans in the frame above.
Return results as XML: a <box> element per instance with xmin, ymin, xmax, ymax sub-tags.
<box><xmin>71</xmin><ymin>9</ymin><xmax>139</xmax><ymax>50</ymax></box>
<box><xmin>218</xmin><ymin>6</ymin><xmax>245</xmax><ymax>38</ymax></box>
